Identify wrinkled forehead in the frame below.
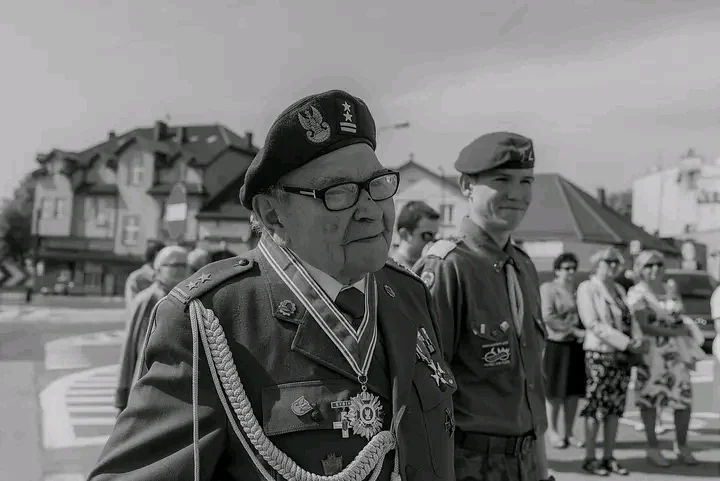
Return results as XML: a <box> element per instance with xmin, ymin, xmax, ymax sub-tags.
<box><xmin>281</xmin><ymin>143</ymin><xmax>382</xmax><ymax>186</ymax></box>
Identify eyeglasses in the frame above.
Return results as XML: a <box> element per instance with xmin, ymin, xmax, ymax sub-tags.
<box><xmin>644</xmin><ymin>262</ymin><xmax>664</xmax><ymax>269</ymax></box>
<box><xmin>419</xmin><ymin>231</ymin><xmax>436</xmax><ymax>242</ymax></box>
<box><xmin>281</xmin><ymin>171</ymin><xmax>400</xmax><ymax>212</ymax></box>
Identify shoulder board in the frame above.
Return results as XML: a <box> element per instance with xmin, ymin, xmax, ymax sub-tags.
<box><xmin>169</xmin><ymin>255</ymin><xmax>256</xmax><ymax>306</ymax></box>
<box><xmin>385</xmin><ymin>257</ymin><xmax>423</xmax><ymax>281</ymax></box>
<box><xmin>424</xmin><ymin>239</ymin><xmax>459</xmax><ymax>260</ymax></box>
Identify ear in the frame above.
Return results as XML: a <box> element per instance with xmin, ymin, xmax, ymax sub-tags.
<box><xmin>252</xmin><ymin>194</ymin><xmax>286</xmax><ymax>236</ymax></box>
<box><xmin>459</xmin><ymin>174</ymin><xmax>474</xmax><ymax>197</ymax></box>
<box><xmin>397</xmin><ymin>227</ymin><xmax>411</xmax><ymax>241</ymax></box>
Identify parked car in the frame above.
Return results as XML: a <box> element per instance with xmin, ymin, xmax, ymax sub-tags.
<box><xmin>40</xmin><ymin>275</ymin><xmax>75</xmax><ymax>296</ymax></box>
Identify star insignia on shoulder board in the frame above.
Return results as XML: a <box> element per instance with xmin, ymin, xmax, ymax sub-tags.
<box><xmin>199</xmin><ymin>273</ymin><xmax>212</xmax><ymax>283</ymax></box>
<box><xmin>186</xmin><ymin>279</ymin><xmax>200</xmax><ymax>290</ymax></box>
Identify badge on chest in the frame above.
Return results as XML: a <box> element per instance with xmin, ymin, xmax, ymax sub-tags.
<box><xmin>480</xmin><ymin>340</ymin><xmax>512</xmax><ymax>367</ymax></box>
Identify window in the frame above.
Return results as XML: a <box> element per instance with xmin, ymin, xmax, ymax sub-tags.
<box><xmin>54</xmin><ymin>198</ymin><xmax>67</xmax><ymax>219</ymax></box>
<box><xmin>127</xmin><ymin>156</ymin><xmax>145</xmax><ymax>186</ymax></box>
<box><xmin>121</xmin><ymin>215</ymin><xmax>140</xmax><ymax>246</ymax></box>
<box><xmin>41</xmin><ymin>198</ymin><xmax>54</xmax><ymax>218</ymax></box>
<box><xmin>439</xmin><ymin>203</ymin><xmax>454</xmax><ymax>224</ymax></box>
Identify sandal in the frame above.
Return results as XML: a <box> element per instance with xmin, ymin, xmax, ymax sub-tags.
<box><xmin>581</xmin><ymin>458</ymin><xmax>609</xmax><ymax>476</ymax></box>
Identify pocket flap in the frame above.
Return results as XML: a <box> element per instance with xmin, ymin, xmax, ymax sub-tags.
<box><xmin>262</xmin><ymin>379</ymin><xmax>356</xmax><ymax>436</ymax></box>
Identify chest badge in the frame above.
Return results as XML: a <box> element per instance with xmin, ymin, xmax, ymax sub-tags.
<box><xmin>277</xmin><ymin>300</ymin><xmax>297</xmax><ymax>317</ymax></box>
<box><xmin>322</xmin><ymin>453</ymin><xmax>344</xmax><ymax>476</ymax></box>
<box><xmin>290</xmin><ymin>395</ymin><xmax>314</xmax><ymax>416</ymax></box>
<box><xmin>420</xmin><ymin>271</ymin><xmax>435</xmax><ymax>288</ymax></box>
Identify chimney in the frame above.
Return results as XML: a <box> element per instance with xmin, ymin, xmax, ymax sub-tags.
<box><xmin>245</xmin><ymin>130</ymin><xmax>253</xmax><ymax>148</ymax></box>
<box><xmin>597</xmin><ymin>188</ymin><xmax>606</xmax><ymax>205</ymax></box>
<box><xmin>108</xmin><ymin>131</ymin><xmax>116</xmax><ymax>139</ymax></box>
<box><xmin>175</xmin><ymin>126</ymin><xmax>186</xmax><ymax>144</ymax></box>
<box><xmin>154</xmin><ymin>121</ymin><xmax>168</xmax><ymax>141</ymax></box>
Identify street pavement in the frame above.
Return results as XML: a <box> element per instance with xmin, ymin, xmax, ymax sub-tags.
<box><xmin>0</xmin><ymin>302</ymin><xmax>718</xmax><ymax>480</ymax></box>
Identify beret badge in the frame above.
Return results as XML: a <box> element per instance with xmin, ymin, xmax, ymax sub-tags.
<box><xmin>297</xmin><ymin>105</ymin><xmax>331</xmax><ymax>144</ymax></box>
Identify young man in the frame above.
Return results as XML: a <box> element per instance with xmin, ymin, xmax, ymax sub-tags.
<box><xmin>391</xmin><ymin>201</ymin><xmax>440</xmax><ymax>270</ymax></box>
<box><xmin>89</xmin><ymin>90</ymin><xmax>456</xmax><ymax>481</ymax></box>
<box><xmin>414</xmin><ymin>132</ymin><xmax>554</xmax><ymax>481</ymax></box>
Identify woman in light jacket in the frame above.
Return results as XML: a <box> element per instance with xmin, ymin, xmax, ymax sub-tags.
<box><xmin>576</xmin><ymin>247</ymin><xmax>648</xmax><ymax>476</ymax></box>
<box><xmin>626</xmin><ymin>250</ymin><xmax>701</xmax><ymax>466</ymax></box>
<box><xmin>540</xmin><ymin>252</ymin><xmax>586</xmax><ymax>449</ymax></box>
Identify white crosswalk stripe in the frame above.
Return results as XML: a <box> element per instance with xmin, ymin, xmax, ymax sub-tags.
<box><xmin>0</xmin><ymin>307</ymin><xmax>126</xmax><ymax>324</ymax></box>
<box><xmin>45</xmin><ymin>330</ymin><xmax>125</xmax><ymax>371</ymax></box>
<box><xmin>41</xmin><ymin>364</ymin><xmax>120</xmax><ymax>449</ymax></box>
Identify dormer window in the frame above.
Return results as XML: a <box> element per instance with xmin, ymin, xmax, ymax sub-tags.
<box><xmin>128</xmin><ymin>155</ymin><xmax>145</xmax><ymax>186</ymax></box>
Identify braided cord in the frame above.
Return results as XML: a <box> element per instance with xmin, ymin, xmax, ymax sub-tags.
<box><xmin>188</xmin><ymin>299</ymin><xmax>403</xmax><ymax>481</ymax></box>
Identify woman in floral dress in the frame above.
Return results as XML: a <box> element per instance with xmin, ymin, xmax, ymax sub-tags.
<box><xmin>626</xmin><ymin>250</ymin><xmax>701</xmax><ymax>467</ymax></box>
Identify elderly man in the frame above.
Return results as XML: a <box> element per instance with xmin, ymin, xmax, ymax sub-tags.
<box><xmin>115</xmin><ymin>245</ymin><xmax>189</xmax><ymax>413</ymax></box>
<box><xmin>124</xmin><ymin>241</ymin><xmax>166</xmax><ymax>308</ymax></box>
<box><xmin>413</xmin><ymin>132</ymin><xmax>553</xmax><ymax>481</ymax></box>
<box><xmin>89</xmin><ymin>90</ymin><xmax>455</xmax><ymax>481</ymax></box>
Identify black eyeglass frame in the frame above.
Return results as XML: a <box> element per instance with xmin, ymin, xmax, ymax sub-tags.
<box><xmin>280</xmin><ymin>171</ymin><xmax>400</xmax><ymax>212</ymax></box>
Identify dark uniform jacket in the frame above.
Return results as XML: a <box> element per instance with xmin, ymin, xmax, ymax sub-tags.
<box><xmin>413</xmin><ymin>218</ymin><xmax>548</xmax><ymax>437</ymax></box>
<box><xmin>88</xmin><ymin>248</ymin><xmax>456</xmax><ymax>481</ymax></box>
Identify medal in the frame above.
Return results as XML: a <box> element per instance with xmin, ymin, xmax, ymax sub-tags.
<box><xmin>260</xmin><ymin>237</ymin><xmax>384</xmax><ymax>439</ymax></box>
<box><xmin>415</xmin><ymin>334</ymin><xmax>451</xmax><ymax>387</ymax></box>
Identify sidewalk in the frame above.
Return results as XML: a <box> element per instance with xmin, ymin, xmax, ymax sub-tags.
<box><xmin>0</xmin><ymin>292</ymin><xmax>124</xmax><ymax>310</ymax></box>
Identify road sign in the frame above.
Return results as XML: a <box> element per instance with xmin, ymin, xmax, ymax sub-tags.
<box><xmin>0</xmin><ymin>259</ymin><xmax>28</xmax><ymax>288</ymax></box>
<box><xmin>165</xmin><ymin>183</ymin><xmax>188</xmax><ymax>241</ymax></box>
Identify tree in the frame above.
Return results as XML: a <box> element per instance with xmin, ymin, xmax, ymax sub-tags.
<box><xmin>606</xmin><ymin>188</ymin><xmax>632</xmax><ymax>218</ymax></box>
<box><xmin>0</xmin><ymin>172</ymin><xmax>37</xmax><ymax>261</ymax></box>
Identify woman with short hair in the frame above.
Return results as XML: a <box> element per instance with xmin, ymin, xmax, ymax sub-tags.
<box><xmin>540</xmin><ymin>252</ymin><xmax>586</xmax><ymax>449</ymax></box>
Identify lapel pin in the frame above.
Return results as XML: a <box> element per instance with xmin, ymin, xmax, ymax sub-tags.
<box><xmin>290</xmin><ymin>395</ymin><xmax>314</xmax><ymax>416</ymax></box>
<box><xmin>384</xmin><ymin>285</ymin><xmax>396</xmax><ymax>298</ymax></box>
<box><xmin>277</xmin><ymin>300</ymin><xmax>297</xmax><ymax>317</ymax></box>
<box><xmin>500</xmin><ymin>321</ymin><xmax>510</xmax><ymax>332</ymax></box>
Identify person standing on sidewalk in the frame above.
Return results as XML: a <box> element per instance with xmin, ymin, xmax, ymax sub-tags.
<box><xmin>123</xmin><ymin>241</ymin><xmax>166</xmax><ymax>309</ymax></box>
<box><xmin>414</xmin><ymin>132</ymin><xmax>554</xmax><ymax>481</ymax></box>
<box><xmin>390</xmin><ymin>201</ymin><xmax>440</xmax><ymax>270</ymax></box>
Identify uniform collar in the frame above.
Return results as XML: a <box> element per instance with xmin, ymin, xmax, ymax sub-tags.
<box><xmin>459</xmin><ymin>216</ymin><xmax>520</xmax><ymax>269</ymax></box>
<box><xmin>296</xmin><ymin>255</ymin><xmax>366</xmax><ymax>301</ymax></box>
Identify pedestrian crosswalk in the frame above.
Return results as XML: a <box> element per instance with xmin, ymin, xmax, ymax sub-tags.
<box><xmin>0</xmin><ymin>306</ymin><xmax>125</xmax><ymax>324</ymax></box>
<box><xmin>45</xmin><ymin>330</ymin><xmax>125</xmax><ymax>371</ymax></box>
<box><xmin>41</xmin><ymin>364</ymin><xmax>119</xmax><ymax>449</ymax></box>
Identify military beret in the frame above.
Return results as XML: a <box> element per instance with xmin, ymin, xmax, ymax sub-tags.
<box><xmin>454</xmin><ymin>131</ymin><xmax>535</xmax><ymax>175</ymax></box>
<box><xmin>239</xmin><ymin>89</ymin><xmax>377</xmax><ymax>208</ymax></box>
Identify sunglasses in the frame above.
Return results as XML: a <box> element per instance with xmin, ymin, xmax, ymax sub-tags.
<box><xmin>419</xmin><ymin>231</ymin><xmax>436</xmax><ymax>242</ymax></box>
<box><xmin>644</xmin><ymin>262</ymin><xmax>664</xmax><ymax>269</ymax></box>
<box><xmin>603</xmin><ymin>259</ymin><xmax>620</xmax><ymax>266</ymax></box>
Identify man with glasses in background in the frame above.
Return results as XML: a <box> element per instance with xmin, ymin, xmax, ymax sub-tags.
<box><xmin>391</xmin><ymin>201</ymin><xmax>440</xmax><ymax>269</ymax></box>
<box><xmin>90</xmin><ymin>89</ymin><xmax>456</xmax><ymax>481</ymax></box>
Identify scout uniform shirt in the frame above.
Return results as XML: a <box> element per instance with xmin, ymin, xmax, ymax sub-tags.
<box><xmin>413</xmin><ymin>217</ymin><xmax>548</xmax><ymax>437</ymax></box>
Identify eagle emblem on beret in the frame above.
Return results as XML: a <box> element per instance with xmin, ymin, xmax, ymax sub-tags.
<box><xmin>298</xmin><ymin>105</ymin><xmax>331</xmax><ymax>144</ymax></box>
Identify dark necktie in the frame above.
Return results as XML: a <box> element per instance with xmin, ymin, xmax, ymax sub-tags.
<box><xmin>335</xmin><ymin>287</ymin><xmax>365</xmax><ymax>329</ymax></box>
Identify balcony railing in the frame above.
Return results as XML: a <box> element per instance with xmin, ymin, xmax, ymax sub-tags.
<box><xmin>40</xmin><ymin>236</ymin><xmax>114</xmax><ymax>252</ymax></box>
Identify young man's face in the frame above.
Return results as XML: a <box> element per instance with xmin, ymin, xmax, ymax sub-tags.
<box><xmin>401</xmin><ymin>216</ymin><xmax>440</xmax><ymax>258</ymax></box>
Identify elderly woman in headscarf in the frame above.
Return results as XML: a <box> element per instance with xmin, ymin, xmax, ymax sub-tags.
<box><xmin>115</xmin><ymin>245</ymin><xmax>190</xmax><ymax>414</ymax></box>
<box><xmin>576</xmin><ymin>247</ymin><xmax>648</xmax><ymax>476</ymax></box>
<box><xmin>626</xmin><ymin>250</ymin><xmax>704</xmax><ymax>466</ymax></box>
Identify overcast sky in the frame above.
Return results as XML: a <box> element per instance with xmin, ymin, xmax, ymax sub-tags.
<box><xmin>2</xmin><ymin>0</ymin><xmax>719</xmax><ymax>199</ymax></box>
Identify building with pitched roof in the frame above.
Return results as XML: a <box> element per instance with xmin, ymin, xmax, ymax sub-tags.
<box><xmin>31</xmin><ymin>121</ymin><xmax>257</xmax><ymax>295</ymax></box>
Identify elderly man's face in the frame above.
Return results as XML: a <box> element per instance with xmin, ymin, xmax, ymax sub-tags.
<box><xmin>273</xmin><ymin>143</ymin><xmax>396</xmax><ymax>283</ymax></box>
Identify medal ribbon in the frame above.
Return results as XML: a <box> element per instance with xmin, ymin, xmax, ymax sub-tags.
<box><xmin>258</xmin><ymin>236</ymin><xmax>378</xmax><ymax>379</ymax></box>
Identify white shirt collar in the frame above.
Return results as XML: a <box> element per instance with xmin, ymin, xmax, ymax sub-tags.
<box><xmin>298</xmin><ymin>258</ymin><xmax>365</xmax><ymax>301</ymax></box>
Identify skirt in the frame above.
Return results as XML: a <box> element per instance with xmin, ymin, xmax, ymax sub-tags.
<box><xmin>543</xmin><ymin>340</ymin><xmax>587</xmax><ymax>398</ymax></box>
<box><xmin>580</xmin><ymin>351</ymin><xmax>632</xmax><ymax>420</ymax></box>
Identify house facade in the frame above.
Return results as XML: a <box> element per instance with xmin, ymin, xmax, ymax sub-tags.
<box><xmin>632</xmin><ymin>149</ymin><xmax>720</xmax><ymax>276</ymax></box>
<box><xmin>32</xmin><ymin>121</ymin><xmax>258</xmax><ymax>295</ymax></box>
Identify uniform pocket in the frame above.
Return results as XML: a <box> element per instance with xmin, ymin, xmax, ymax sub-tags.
<box><xmin>470</xmin><ymin>329</ymin><xmax>514</xmax><ymax>373</ymax></box>
<box><xmin>412</xmin><ymin>365</ymin><xmax>456</xmax><ymax>478</ymax></box>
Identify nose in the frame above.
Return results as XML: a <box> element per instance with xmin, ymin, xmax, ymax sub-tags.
<box><xmin>354</xmin><ymin>189</ymin><xmax>383</xmax><ymax>220</ymax></box>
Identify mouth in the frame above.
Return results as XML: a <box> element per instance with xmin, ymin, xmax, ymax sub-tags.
<box><xmin>348</xmin><ymin>233</ymin><xmax>383</xmax><ymax>244</ymax></box>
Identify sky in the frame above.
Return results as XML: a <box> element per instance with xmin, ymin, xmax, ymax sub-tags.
<box><xmin>2</xmin><ymin>0</ymin><xmax>720</xmax><ymax>199</ymax></box>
